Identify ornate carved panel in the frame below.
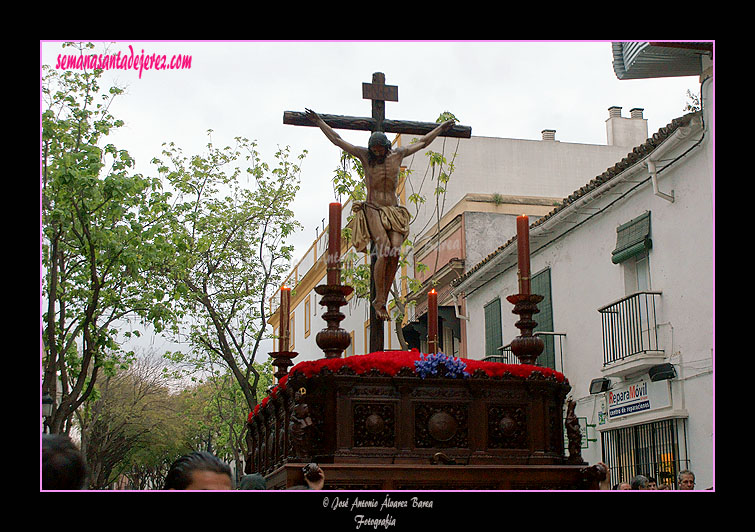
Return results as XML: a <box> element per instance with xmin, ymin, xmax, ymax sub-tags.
<box><xmin>410</xmin><ymin>387</ymin><xmax>470</xmax><ymax>400</ymax></box>
<box><xmin>306</xmin><ymin>401</ymin><xmax>325</xmax><ymax>456</ymax></box>
<box><xmin>415</xmin><ymin>403</ymin><xmax>469</xmax><ymax>448</ymax></box>
<box><xmin>347</xmin><ymin>385</ymin><xmax>400</xmax><ymax>399</ymax></box>
<box><xmin>266</xmin><ymin>415</ymin><xmax>276</xmax><ymax>471</ymax></box>
<box><xmin>548</xmin><ymin>404</ymin><xmax>563</xmax><ymax>453</ymax></box>
<box><xmin>353</xmin><ymin>402</ymin><xmax>396</xmax><ymax>448</ymax></box>
<box><xmin>487</xmin><ymin>405</ymin><xmax>527</xmax><ymax>449</ymax></box>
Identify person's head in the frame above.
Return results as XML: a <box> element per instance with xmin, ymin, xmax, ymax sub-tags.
<box><xmin>165</xmin><ymin>451</ymin><xmax>232</xmax><ymax>490</ymax></box>
<box><xmin>645</xmin><ymin>475</ymin><xmax>657</xmax><ymax>489</ymax></box>
<box><xmin>678</xmin><ymin>470</ymin><xmax>695</xmax><ymax>490</ymax></box>
<box><xmin>657</xmin><ymin>483</ymin><xmax>670</xmax><ymax>490</ymax></box>
<box><xmin>367</xmin><ymin>131</ymin><xmax>391</xmax><ymax>164</ymax></box>
<box><xmin>630</xmin><ymin>474</ymin><xmax>649</xmax><ymax>490</ymax></box>
<box><xmin>43</xmin><ymin>434</ymin><xmax>89</xmax><ymax>490</ymax></box>
<box><xmin>239</xmin><ymin>473</ymin><xmax>267</xmax><ymax>490</ymax></box>
<box><xmin>614</xmin><ymin>482</ymin><xmax>631</xmax><ymax>490</ymax></box>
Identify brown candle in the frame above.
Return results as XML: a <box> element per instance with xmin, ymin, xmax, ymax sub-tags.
<box><xmin>327</xmin><ymin>202</ymin><xmax>342</xmax><ymax>285</ymax></box>
<box><xmin>428</xmin><ymin>288</ymin><xmax>438</xmax><ymax>353</ymax></box>
<box><xmin>279</xmin><ymin>285</ymin><xmax>291</xmax><ymax>352</ymax></box>
<box><xmin>516</xmin><ymin>214</ymin><xmax>531</xmax><ymax>295</ymax></box>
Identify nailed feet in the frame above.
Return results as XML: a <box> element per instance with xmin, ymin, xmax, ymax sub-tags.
<box><xmin>372</xmin><ymin>300</ymin><xmax>390</xmax><ymax>320</ymax></box>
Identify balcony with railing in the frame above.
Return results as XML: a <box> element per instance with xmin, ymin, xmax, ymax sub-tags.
<box><xmin>598</xmin><ymin>291</ymin><xmax>665</xmax><ymax>378</ymax></box>
<box><xmin>483</xmin><ymin>332</ymin><xmax>567</xmax><ymax>373</ymax></box>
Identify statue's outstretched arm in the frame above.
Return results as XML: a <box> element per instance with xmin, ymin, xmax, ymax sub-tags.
<box><xmin>399</xmin><ymin>119</ymin><xmax>456</xmax><ymax>157</ymax></box>
<box><xmin>305</xmin><ymin>108</ymin><xmax>364</xmax><ymax>159</ymax></box>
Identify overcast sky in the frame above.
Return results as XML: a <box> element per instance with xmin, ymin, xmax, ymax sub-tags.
<box><xmin>40</xmin><ymin>40</ymin><xmax>702</xmax><ymax>354</ymax></box>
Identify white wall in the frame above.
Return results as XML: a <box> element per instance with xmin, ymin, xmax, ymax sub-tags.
<box><xmin>463</xmin><ymin>103</ymin><xmax>713</xmax><ymax>488</ymax></box>
<box><xmin>402</xmin><ymin>133</ymin><xmax>639</xmax><ymax>244</ymax></box>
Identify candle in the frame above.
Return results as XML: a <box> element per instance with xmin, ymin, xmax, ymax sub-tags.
<box><xmin>428</xmin><ymin>288</ymin><xmax>438</xmax><ymax>354</ymax></box>
<box><xmin>279</xmin><ymin>285</ymin><xmax>291</xmax><ymax>352</ymax></box>
<box><xmin>517</xmin><ymin>214</ymin><xmax>531</xmax><ymax>295</ymax></box>
<box><xmin>327</xmin><ymin>202</ymin><xmax>342</xmax><ymax>285</ymax></box>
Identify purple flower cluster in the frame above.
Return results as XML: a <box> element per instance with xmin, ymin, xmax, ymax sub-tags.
<box><xmin>414</xmin><ymin>352</ymin><xmax>469</xmax><ymax>379</ymax></box>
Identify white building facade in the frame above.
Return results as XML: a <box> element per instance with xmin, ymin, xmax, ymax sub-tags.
<box><xmin>452</xmin><ymin>66</ymin><xmax>713</xmax><ymax>489</ymax></box>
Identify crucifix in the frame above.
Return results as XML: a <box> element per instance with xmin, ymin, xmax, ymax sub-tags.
<box><xmin>284</xmin><ymin>72</ymin><xmax>471</xmax><ymax>353</ymax></box>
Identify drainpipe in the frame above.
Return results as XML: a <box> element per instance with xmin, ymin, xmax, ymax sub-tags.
<box><xmin>451</xmin><ymin>292</ymin><xmax>469</xmax><ymax>321</ymax></box>
<box><xmin>646</xmin><ymin>158</ymin><xmax>675</xmax><ymax>203</ymax></box>
<box><xmin>645</xmin><ymin>114</ymin><xmax>704</xmax><ymax>203</ymax></box>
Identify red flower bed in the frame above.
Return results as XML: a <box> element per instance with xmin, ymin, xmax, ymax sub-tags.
<box><xmin>247</xmin><ymin>350</ymin><xmax>567</xmax><ymax>423</ymax></box>
<box><xmin>290</xmin><ymin>350</ymin><xmax>566</xmax><ymax>382</ymax></box>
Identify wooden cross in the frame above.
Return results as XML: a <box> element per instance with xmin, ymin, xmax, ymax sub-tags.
<box><xmin>283</xmin><ymin>72</ymin><xmax>471</xmax><ymax>353</ymax></box>
<box><xmin>284</xmin><ymin>72</ymin><xmax>472</xmax><ymax>137</ymax></box>
<box><xmin>362</xmin><ymin>72</ymin><xmax>397</xmax><ymax>133</ymax></box>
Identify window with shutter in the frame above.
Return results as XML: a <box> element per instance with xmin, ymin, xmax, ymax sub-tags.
<box><xmin>532</xmin><ymin>268</ymin><xmax>555</xmax><ymax>370</ymax></box>
<box><xmin>484</xmin><ymin>298</ymin><xmax>502</xmax><ymax>357</ymax></box>
<box><xmin>612</xmin><ymin>211</ymin><xmax>652</xmax><ymax>264</ymax></box>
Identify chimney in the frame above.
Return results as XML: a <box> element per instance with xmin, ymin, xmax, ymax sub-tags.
<box><xmin>606</xmin><ymin>106</ymin><xmax>648</xmax><ymax>147</ymax></box>
<box><xmin>541</xmin><ymin>129</ymin><xmax>556</xmax><ymax>141</ymax></box>
<box><xmin>608</xmin><ymin>106</ymin><xmax>622</xmax><ymax>118</ymax></box>
<box><xmin>630</xmin><ymin>107</ymin><xmax>644</xmax><ymax>119</ymax></box>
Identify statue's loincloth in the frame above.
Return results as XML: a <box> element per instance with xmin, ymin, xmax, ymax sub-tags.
<box><xmin>350</xmin><ymin>202</ymin><xmax>411</xmax><ymax>253</ymax></box>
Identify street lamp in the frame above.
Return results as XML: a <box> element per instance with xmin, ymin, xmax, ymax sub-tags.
<box><xmin>589</xmin><ymin>378</ymin><xmax>611</xmax><ymax>394</ymax></box>
<box><xmin>42</xmin><ymin>392</ymin><xmax>53</xmax><ymax>419</ymax></box>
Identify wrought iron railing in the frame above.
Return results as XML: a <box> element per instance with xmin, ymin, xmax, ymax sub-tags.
<box><xmin>484</xmin><ymin>332</ymin><xmax>566</xmax><ymax>372</ymax></box>
<box><xmin>598</xmin><ymin>291</ymin><xmax>662</xmax><ymax>366</ymax></box>
<box><xmin>485</xmin><ymin>345</ymin><xmax>515</xmax><ymax>365</ymax></box>
<box><xmin>601</xmin><ymin>417</ymin><xmax>689</xmax><ymax>489</ymax></box>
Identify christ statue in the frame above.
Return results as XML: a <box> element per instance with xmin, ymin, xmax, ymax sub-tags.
<box><xmin>305</xmin><ymin>108</ymin><xmax>455</xmax><ymax>320</ymax></box>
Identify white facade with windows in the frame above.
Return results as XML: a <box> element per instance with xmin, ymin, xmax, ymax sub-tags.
<box><xmin>452</xmin><ymin>71</ymin><xmax>713</xmax><ymax>488</ymax></box>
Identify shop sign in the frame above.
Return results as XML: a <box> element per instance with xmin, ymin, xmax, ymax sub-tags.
<box><xmin>606</xmin><ymin>378</ymin><xmax>670</xmax><ymax>419</ymax></box>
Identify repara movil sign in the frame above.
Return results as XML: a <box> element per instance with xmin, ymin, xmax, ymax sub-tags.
<box><xmin>607</xmin><ymin>380</ymin><xmax>649</xmax><ymax>418</ymax></box>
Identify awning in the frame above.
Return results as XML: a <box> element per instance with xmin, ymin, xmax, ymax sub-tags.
<box><xmin>612</xmin><ymin>211</ymin><xmax>652</xmax><ymax>264</ymax></box>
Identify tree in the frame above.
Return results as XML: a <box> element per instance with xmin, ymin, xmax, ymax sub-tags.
<box><xmin>176</xmin><ymin>360</ymin><xmax>274</xmax><ymax>482</ymax></box>
<box><xmin>153</xmin><ymin>134</ymin><xmax>305</xmax><ymax>417</ymax></box>
<box><xmin>684</xmin><ymin>89</ymin><xmax>701</xmax><ymax>112</ymax></box>
<box><xmin>76</xmin><ymin>352</ymin><xmax>180</xmax><ymax>489</ymax></box>
<box><xmin>41</xmin><ymin>43</ymin><xmax>176</xmax><ymax>434</ymax></box>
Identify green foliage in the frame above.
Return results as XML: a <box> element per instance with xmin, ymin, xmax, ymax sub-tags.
<box><xmin>151</xmin><ymin>131</ymin><xmax>305</xmax><ymax>413</ymax></box>
<box><xmin>684</xmin><ymin>89</ymin><xmax>701</xmax><ymax>112</ymax></box>
<box><xmin>78</xmin><ymin>354</ymin><xmax>184</xmax><ymax>489</ymax></box>
<box><xmin>41</xmin><ymin>41</ymin><xmax>301</xmax><ymax>480</ymax></box>
<box><xmin>436</xmin><ymin>111</ymin><xmax>460</xmax><ymax>124</ymax></box>
<box><xmin>42</xmin><ymin>43</ymin><xmax>178</xmax><ymax>434</ymax></box>
<box><xmin>332</xmin><ymin>150</ymin><xmax>366</xmax><ymax>203</ymax></box>
<box><xmin>340</xmin><ymin>250</ymin><xmax>372</xmax><ymax>299</ymax></box>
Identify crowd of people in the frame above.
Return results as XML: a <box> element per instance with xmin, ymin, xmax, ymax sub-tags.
<box><xmin>42</xmin><ymin>434</ymin><xmax>324</xmax><ymax>491</ymax></box>
<box><xmin>43</xmin><ymin>433</ymin><xmax>700</xmax><ymax>491</ymax></box>
<box><xmin>609</xmin><ymin>471</ymin><xmax>696</xmax><ymax>490</ymax></box>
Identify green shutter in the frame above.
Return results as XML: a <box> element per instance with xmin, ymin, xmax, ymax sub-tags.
<box><xmin>532</xmin><ymin>268</ymin><xmax>555</xmax><ymax>370</ymax></box>
<box><xmin>484</xmin><ymin>298</ymin><xmax>502</xmax><ymax>357</ymax></box>
<box><xmin>612</xmin><ymin>211</ymin><xmax>652</xmax><ymax>264</ymax></box>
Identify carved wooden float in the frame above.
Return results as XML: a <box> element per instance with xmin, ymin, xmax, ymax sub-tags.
<box><xmin>246</xmin><ymin>351</ymin><xmax>605</xmax><ymax>490</ymax></box>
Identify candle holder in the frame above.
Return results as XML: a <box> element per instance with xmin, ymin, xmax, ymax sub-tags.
<box><xmin>315</xmin><ymin>280</ymin><xmax>354</xmax><ymax>359</ymax></box>
<box><xmin>506</xmin><ymin>292</ymin><xmax>545</xmax><ymax>366</ymax></box>
<box><xmin>269</xmin><ymin>349</ymin><xmax>298</xmax><ymax>382</ymax></box>
<box><xmin>428</xmin><ymin>335</ymin><xmax>439</xmax><ymax>355</ymax></box>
